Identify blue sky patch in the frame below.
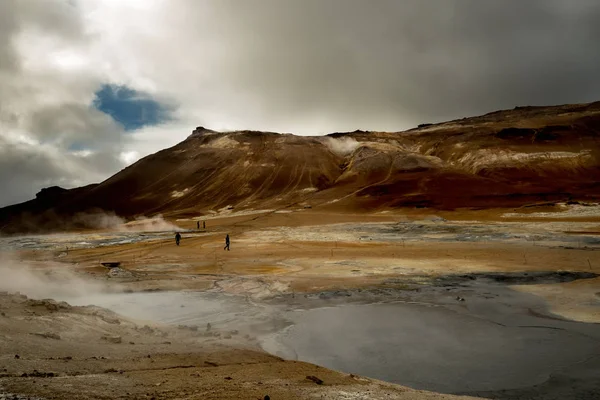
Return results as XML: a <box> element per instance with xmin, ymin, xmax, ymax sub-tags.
<box><xmin>93</xmin><ymin>84</ymin><xmax>173</xmax><ymax>131</ymax></box>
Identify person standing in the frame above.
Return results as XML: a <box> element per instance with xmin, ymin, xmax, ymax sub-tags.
<box><xmin>224</xmin><ymin>234</ymin><xmax>230</xmax><ymax>251</ymax></box>
<box><xmin>175</xmin><ymin>232</ymin><xmax>181</xmax><ymax>246</ymax></box>
<box><xmin>197</xmin><ymin>221</ymin><xmax>200</xmax><ymax>230</ymax></box>
<box><xmin>203</xmin><ymin>220</ymin><xmax>206</xmax><ymax>229</ymax></box>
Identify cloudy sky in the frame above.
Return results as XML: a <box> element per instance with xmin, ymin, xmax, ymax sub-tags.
<box><xmin>1</xmin><ymin>0</ymin><xmax>599</xmax><ymax>207</ymax></box>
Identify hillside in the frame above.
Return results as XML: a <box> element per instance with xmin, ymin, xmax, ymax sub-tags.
<box><xmin>2</xmin><ymin>102</ymin><xmax>600</xmax><ymax>233</ymax></box>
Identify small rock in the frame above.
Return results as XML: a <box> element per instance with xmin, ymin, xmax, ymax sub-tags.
<box><xmin>101</xmin><ymin>335</ymin><xmax>122</xmax><ymax>344</ymax></box>
<box><xmin>14</xmin><ymin>355</ymin><xmax>20</xmax><ymax>359</ymax></box>
<box><xmin>139</xmin><ymin>325</ymin><xmax>154</xmax><ymax>334</ymax></box>
<box><xmin>107</xmin><ymin>267</ymin><xmax>134</xmax><ymax>278</ymax></box>
<box><xmin>306</xmin><ymin>375</ymin><xmax>324</xmax><ymax>385</ymax></box>
<box><xmin>32</xmin><ymin>332</ymin><xmax>61</xmax><ymax>340</ymax></box>
<box><xmin>224</xmin><ymin>376</ymin><xmax>232</xmax><ymax>380</ymax></box>
<box><xmin>178</xmin><ymin>325</ymin><xmax>198</xmax><ymax>332</ymax></box>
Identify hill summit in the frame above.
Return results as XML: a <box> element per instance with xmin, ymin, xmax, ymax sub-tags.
<box><xmin>1</xmin><ymin>102</ymin><xmax>600</xmax><ymax>233</ymax></box>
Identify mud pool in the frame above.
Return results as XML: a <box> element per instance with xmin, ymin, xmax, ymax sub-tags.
<box><xmin>61</xmin><ymin>285</ymin><xmax>600</xmax><ymax>397</ymax></box>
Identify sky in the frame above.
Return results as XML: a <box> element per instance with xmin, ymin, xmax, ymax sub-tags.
<box><xmin>1</xmin><ymin>0</ymin><xmax>600</xmax><ymax>207</ymax></box>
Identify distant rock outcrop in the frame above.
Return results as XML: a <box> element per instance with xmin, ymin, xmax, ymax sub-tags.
<box><xmin>35</xmin><ymin>186</ymin><xmax>68</xmax><ymax>200</ymax></box>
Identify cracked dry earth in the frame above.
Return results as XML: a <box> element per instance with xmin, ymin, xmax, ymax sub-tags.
<box><xmin>0</xmin><ymin>293</ymin><xmax>477</xmax><ymax>400</ymax></box>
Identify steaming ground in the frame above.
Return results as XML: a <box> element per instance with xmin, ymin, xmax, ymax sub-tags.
<box><xmin>1</xmin><ymin>208</ymin><xmax>599</xmax><ymax>399</ymax></box>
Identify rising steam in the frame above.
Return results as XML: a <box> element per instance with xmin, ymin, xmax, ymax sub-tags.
<box><xmin>0</xmin><ymin>256</ymin><xmax>111</xmax><ymax>301</ymax></box>
<box><xmin>74</xmin><ymin>212</ymin><xmax>182</xmax><ymax>232</ymax></box>
<box><xmin>324</xmin><ymin>137</ymin><xmax>361</xmax><ymax>156</ymax></box>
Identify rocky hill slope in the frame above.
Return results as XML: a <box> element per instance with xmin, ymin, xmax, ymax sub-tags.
<box><xmin>2</xmin><ymin>102</ymin><xmax>600</xmax><ymax>233</ymax></box>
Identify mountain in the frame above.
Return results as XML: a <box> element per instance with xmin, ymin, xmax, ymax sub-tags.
<box><xmin>2</xmin><ymin>102</ymin><xmax>600</xmax><ymax>233</ymax></box>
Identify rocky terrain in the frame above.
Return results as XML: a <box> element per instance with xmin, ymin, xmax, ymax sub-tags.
<box><xmin>0</xmin><ymin>291</ymin><xmax>482</xmax><ymax>400</ymax></box>
<box><xmin>1</xmin><ymin>101</ymin><xmax>599</xmax><ymax>233</ymax></box>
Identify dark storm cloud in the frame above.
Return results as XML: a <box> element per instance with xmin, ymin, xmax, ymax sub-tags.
<box><xmin>1</xmin><ymin>0</ymin><xmax>600</xmax><ymax>207</ymax></box>
<box><xmin>199</xmin><ymin>0</ymin><xmax>600</xmax><ymax>126</ymax></box>
<box><xmin>0</xmin><ymin>0</ymin><xmax>127</xmax><ymax>207</ymax></box>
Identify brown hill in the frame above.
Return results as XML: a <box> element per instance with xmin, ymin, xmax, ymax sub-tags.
<box><xmin>2</xmin><ymin>102</ymin><xmax>600</xmax><ymax>233</ymax></box>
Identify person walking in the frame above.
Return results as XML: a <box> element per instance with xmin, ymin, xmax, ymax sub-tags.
<box><xmin>224</xmin><ymin>234</ymin><xmax>230</xmax><ymax>251</ymax></box>
<box><xmin>175</xmin><ymin>232</ymin><xmax>181</xmax><ymax>246</ymax></box>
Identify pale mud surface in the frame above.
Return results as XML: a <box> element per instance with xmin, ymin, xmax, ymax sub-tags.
<box><xmin>1</xmin><ymin>209</ymin><xmax>599</xmax><ymax>399</ymax></box>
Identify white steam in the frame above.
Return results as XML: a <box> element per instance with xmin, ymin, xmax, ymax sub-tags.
<box><xmin>0</xmin><ymin>256</ymin><xmax>111</xmax><ymax>302</ymax></box>
<box><xmin>325</xmin><ymin>137</ymin><xmax>361</xmax><ymax>156</ymax></box>
<box><xmin>121</xmin><ymin>215</ymin><xmax>183</xmax><ymax>232</ymax></box>
<box><xmin>74</xmin><ymin>212</ymin><xmax>182</xmax><ymax>232</ymax></box>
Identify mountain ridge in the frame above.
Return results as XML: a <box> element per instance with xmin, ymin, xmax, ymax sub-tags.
<box><xmin>2</xmin><ymin>101</ymin><xmax>600</xmax><ymax>233</ymax></box>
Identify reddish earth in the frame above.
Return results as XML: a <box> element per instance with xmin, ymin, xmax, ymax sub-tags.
<box><xmin>1</xmin><ymin>101</ymin><xmax>599</xmax><ymax>233</ymax></box>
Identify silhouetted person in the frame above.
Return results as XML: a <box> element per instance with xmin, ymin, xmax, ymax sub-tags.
<box><xmin>224</xmin><ymin>234</ymin><xmax>230</xmax><ymax>251</ymax></box>
<box><xmin>175</xmin><ymin>232</ymin><xmax>181</xmax><ymax>246</ymax></box>
<box><xmin>197</xmin><ymin>221</ymin><xmax>200</xmax><ymax>229</ymax></box>
<box><xmin>203</xmin><ymin>220</ymin><xmax>206</xmax><ymax>229</ymax></box>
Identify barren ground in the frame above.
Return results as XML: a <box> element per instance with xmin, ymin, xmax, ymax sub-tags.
<box><xmin>1</xmin><ymin>206</ymin><xmax>599</xmax><ymax>399</ymax></box>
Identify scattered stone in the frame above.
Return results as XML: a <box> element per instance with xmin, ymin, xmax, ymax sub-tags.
<box><xmin>26</xmin><ymin>299</ymin><xmax>65</xmax><ymax>312</ymax></box>
<box><xmin>204</xmin><ymin>361</ymin><xmax>218</xmax><ymax>367</ymax></box>
<box><xmin>455</xmin><ymin>296</ymin><xmax>465</xmax><ymax>302</ymax></box>
<box><xmin>264</xmin><ymin>396</ymin><xmax>270</xmax><ymax>400</ymax></box>
<box><xmin>22</xmin><ymin>370</ymin><xmax>56</xmax><ymax>378</ymax></box>
<box><xmin>92</xmin><ymin>311</ymin><xmax>120</xmax><ymax>325</ymax></box>
<box><xmin>224</xmin><ymin>376</ymin><xmax>232</xmax><ymax>380</ymax></box>
<box><xmin>306</xmin><ymin>375</ymin><xmax>324</xmax><ymax>385</ymax></box>
<box><xmin>1</xmin><ymin>312</ymin><xmax>5</xmax><ymax>317</ymax></box>
<box><xmin>31</xmin><ymin>332</ymin><xmax>61</xmax><ymax>340</ymax></box>
<box><xmin>14</xmin><ymin>355</ymin><xmax>19</xmax><ymax>359</ymax></box>
<box><xmin>178</xmin><ymin>325</ymin><xmax>198</xmax><ymax>332</ymax></box>
<box><xmin>139</xmin><ymin>325</ymin><xmax>154</xmax><ymax>334</ymax></box>
<box><xmin>101</xmin><ymin>335</ymin><xmax>122</xmax><ymax>344</ymax></box>
<box><xmin>162</xmin><ymin>341</ymin><xmax>171</xmax><ymax>345</ymax></box>
<box><xmin>104</xmin><ymin>368</ymin><xmax>118</xmax><ymax>373</ymax></box>
<box><xmin>107</xmin><ymin>267</ymin><xmax>134</xmax><ymax>279</ymax></box>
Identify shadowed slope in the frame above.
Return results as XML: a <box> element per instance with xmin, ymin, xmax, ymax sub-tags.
<box><xmin>1</xmin><ymin>102</ymin><xmax>599</xmax><ymax>233</ymax></box>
